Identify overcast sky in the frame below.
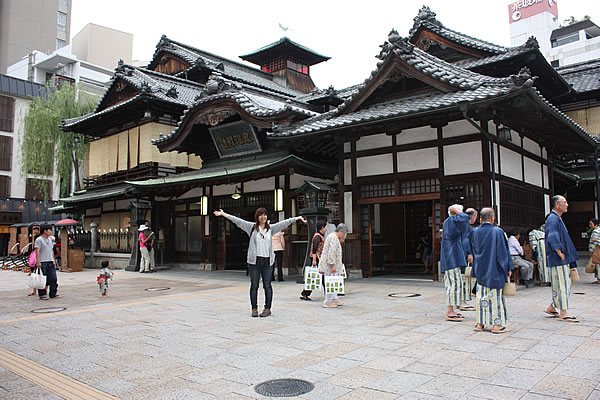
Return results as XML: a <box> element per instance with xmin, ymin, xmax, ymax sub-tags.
<box><xmin>71</xmin><ymin>0</ymin><xmax>599</xmax><ymax>89</ymax></box>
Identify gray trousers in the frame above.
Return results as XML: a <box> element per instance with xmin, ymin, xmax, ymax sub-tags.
<box><xmin>512</xmin><ymin>255</ymin><xmax>534</xmax><ymax>281</ymax></box>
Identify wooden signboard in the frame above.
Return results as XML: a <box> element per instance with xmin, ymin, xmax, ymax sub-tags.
<box><xmin>209</xmin><ymin>121</ymin><xmax>262</xmax><ymax>159</ymax></box>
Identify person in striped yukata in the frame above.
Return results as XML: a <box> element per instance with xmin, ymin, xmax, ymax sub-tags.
<box><xmin>544</xmin><ymin>195</ymin><xmax>579</xmax><ymax>322</ymax></box>
<box><xmin>528</xmin><ymin>226</ymin><xmax>550</xmax><ymax>286</ymax></box>
<box><xmin>588</xmin><ymin>218</ymin><xmax>600</xmax><ymax>284</ymax></box>
<box><xmin>459</xmin><ymin>208</ymin><xmax>478</xmax><ymax>312</ymax></box>
<box><xmin>440</xmin><ymin>204</ymin><xmax>471</xmax><ymax>322</ymax></box>
<box><xmin>470</xmin><ymin>207</ymin><xmax>513</xmax><ymax>334</ymax></box>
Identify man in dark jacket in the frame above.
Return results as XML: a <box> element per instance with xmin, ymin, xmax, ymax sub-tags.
<box><xmin>544</xmin><ymin>195</ymin><xmax>579</xmax><ymax>322</ymax></box>
<box><xmin>471</xmin><ymin>208</ymin><xmax>513</xmax><ymax>333</ymax></box>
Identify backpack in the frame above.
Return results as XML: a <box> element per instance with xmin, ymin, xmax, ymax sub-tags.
<box><xmin>28</xmin><ymin>251</ymin><xmax>36</xmax><ymax>267</ymax></box>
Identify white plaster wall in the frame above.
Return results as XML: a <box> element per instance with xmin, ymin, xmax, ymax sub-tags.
<box><xmin>396</xmin><ymin>126</ymin><xmax>437</xmax><ymax>144</ymax></box>
<box><xmin>355</xmin><ymin>133</ymin><xmax>392</xmax><ymax>151</ymax></box>
<box><xmin>290</xmin><ymin>173</ymin><xmax>310</xmax><ymax>189</ymax></box>
<box><xmin>344</xmin><ymin>191</ymin><xmax>353</xmax><ymax>233</ymax></box>
<box><xmin>510</xmin><ymin>130</ymin><xmax>521</xmax><ymax>145</ymax></box>
<box><xmin>343</xmin><ymin>159</ymin><xmax>352</xmax><ymax>185</ymax></box>
<box><xmin>487</xmin><ymin>121</ymin><xmax>498</xmax><ymax>136</ymax></box>
<box><xmin>524</xmin><ymin>157</ymin><xmax>543</xmax><ymax>187</ymax></box>
<box><xmin>523</xmin><ymin>137</ymin><xmax>541</xmax><ymax>157</ymax></box>
<box><xmin>397</xmin><ymin>147</ymin><xmax>438</xmax><ymax>173</ymax></box>
<box><xmin>243</xmin><ymin>177</ymin><xmax>274</xmax><ymax>193</ymax></box>
<box><xmin>442</xmin><ymin>120</ymin><xmax>479</xmax><ymax>139</ymax></box>
<box><xmin>356</xmin><ymin>154</ymin><xmax>394</xmax><ymax>177</ymax></box>
<box><xmin>443</xmin><ymin>142</ymin><xmax>482</xmax><ymax>175</ymax></box>
<box><xmin>499</xmin><ymin>146</ymin><xmax>522</xmax><ymax>181</ymax></box>
<box><xmin>542</xmin><ymin>148</ymin><xmax>547</xmax><ymax>159</ymax></box>
<box><xmin>543</xmin><ymin>165</ymin><xmax>549</xmax><ymax>189</ymax></box>
<box><xmin>212</xmin><ymin>183</ymin><xmax>237</xmax><ymax>196</ymax></box>
<box><xmin>495</xmin><ymin>181</ymin><xmax>501</xmax><ymax>225</ymax></box>
<box><xmin>177</xmin><ymin>187</ymin><xmax>205</xmax><ymax>200</ymax></box>
<box><xmin>343</xmin><ymin>142</ymin><xmax>351</xmax><ymax>153</ymax></box>
<box><xmin>544</xmin><ymin>194</ymin><xmax>550</xmax><ymax>216</ymax></box>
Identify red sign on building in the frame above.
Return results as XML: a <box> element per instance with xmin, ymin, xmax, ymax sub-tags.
<box><xmin>508</xmin><ymin>0</ymin><xmax>558</xmax><ymax>24</ymax></box>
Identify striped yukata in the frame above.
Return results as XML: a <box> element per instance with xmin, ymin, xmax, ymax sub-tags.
<box><xmin>588</xmin><ymin>226</ymin><xmax>600</xmax><ymax>280</ymax></box>
<box><xmin>462</xmin><ymin>271</ymin><xmax>473</xmax><ymax>301</ymax></box>
<box><xmin>475</xmin><ymin>284</ymin><xmax>507</xmax><ymax>327</ymax></box>
<box><xmin>550</xmin><ymin>264</ymin><xmax>572</xmax><ymax>311</ymax></box>
<box><xmin>529</xmin><ymin>229</ymin><xmax>550</xmax><ymax>283</ymax></box>
<box><xmin>444</xmin><ymin>267</ymin><xmax>463</xmax><ymax>306</ymax></box>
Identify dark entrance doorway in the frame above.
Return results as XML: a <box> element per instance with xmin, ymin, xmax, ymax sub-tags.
<box><xmin>360</xmin><ymin>200</ymin><xmax>438</xmax><ymax>277</ymax></box>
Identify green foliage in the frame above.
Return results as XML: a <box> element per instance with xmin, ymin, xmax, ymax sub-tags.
<box><xmin>21</xmin><ymin>82</ymin><xmax>97</xmax><ymax>200</ymax></box>
<box><xmin>562</xmin><ymin>15</ymin><xmax>591</xmax><ymax>26</ymax></box>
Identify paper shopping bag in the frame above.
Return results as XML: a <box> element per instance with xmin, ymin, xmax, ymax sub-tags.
<box><xmin>341</xmin><ymin>264</ymin><xmax>347</xmax><ymax>279</ymax></box>
<box><xmin>503</xmin><ymin>281</ymin><xmax>516</xmax><ymax>296</ymax></box>
<box><xmin>585</xmin><ymin>258</ymin><xmax>595</xmax><ymax>273</ymax></box>
<box><xmin>303</xmin><ymin>266</ymin><xmax>322</xmax><ymax>291</ymax></box>
<box><xmin>324</xmin><ymin>275</ymin><xmax>345</xmax><ymax>294</ymax></box>
<box><xmin>570</xmin><ymin>268</ymin><xmax>580</xmax><ymax>283</ymax></box>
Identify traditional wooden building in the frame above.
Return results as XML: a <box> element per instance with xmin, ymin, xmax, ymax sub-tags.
<box><xmin>60</xmin><ymin>7</ymin><xmax>598</xmax><ymax>277</ymax></box>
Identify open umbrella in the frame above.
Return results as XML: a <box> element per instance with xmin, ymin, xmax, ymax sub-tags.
<box><xmin>54</xmin><ymin>218</ymin><xmax>81</xmax><ymax>226</ymax></box>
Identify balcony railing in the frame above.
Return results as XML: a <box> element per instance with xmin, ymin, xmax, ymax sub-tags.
<box><xmin>72</xmin><ymin>229</ymin><xmax>133</xmax><ymax>253</ymax></box>
<box><xmin>84</xmin><ymin>162</ymin><xmax>192</xmax><ymax>189</ymax></box>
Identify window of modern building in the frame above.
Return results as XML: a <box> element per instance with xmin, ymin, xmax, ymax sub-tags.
<box><xmin>59</xmin><ymin>0</ymin><xmax>68</xmax><ymax>6</ymax></box>
<box><xmin>0</xmin><ymin>136</ymin><xmax>12</xmax><ymax>171</ymax></box>
<box><xmin>0</xmin><ymin>176</ymin><xmax>10</xmax><ymax>197</ymax></box>
<box><xmin>0</xmin><ymin>96</ymin><xmax>15</xmax><ymax>133</ymax></box>
<box><xmin>551</xmin><ymin>32</ymin><xmax>579</xmax><ymax>48</ymax></box>
<box><xmin>551</xmin><ymin>60</ymin><xmax>560</xmax><ymax>67</ymax></box>
<box><xmin>56</xmin><ymin>39</ymin><xmax>66</xmax><ymax>50</ymax></box>
<box><xmin>25</xmin><ymin>179</ymin><xmax>52</xmax><ymax>201</ymax></box>
<box><xmin>57</xmin><ymin>12</ymin><xmax>67</xmax><ymax>32</ymax></box>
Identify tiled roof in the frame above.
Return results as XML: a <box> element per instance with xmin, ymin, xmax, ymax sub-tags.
<box><xmin>556</xmin><ymin>58</ymin><xmax>600</xmax><ymax>93</ymax></box>
<box><xmin>270</xmin><ymin>85</ymin><xmax>515</xmax><ymax>137</ymax></box>
<box><xmin>0</xmin><ymin>74</ymin><xmax>46</xmax><ymax>98</ymax></box>
<box><xmin>152</xmin><ymin>79</ymin><xmax>319</xmax><ymax>146</ymax></box>
<box><xmin>150</xmin><ymin>36</ymin><xmax>302</xmax><ymax>97</ymax></box>
<box><xmin>453</xmin><ymin>38</ymin><xmax>540</xmax><ymax>69</ymax></box>
<box><xmin>62</xmin><ymin>63</ymin><xmax>206</xmax><ymax>129</ymax></box>
<box><xmin>408</xmin><ymin>6</ymin><xmax>507</xmax><ymax>55</ymax></box>
<box><xmin>334</xmin><ymin>34</ymin><xmax>528</xmax><ymax>115</ymax></box>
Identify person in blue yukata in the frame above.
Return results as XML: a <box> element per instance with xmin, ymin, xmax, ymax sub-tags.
<box><xmin>459</xmin><ymin>208</ymin><xmax>478</xmax><ymax>312</ymax></box>
<box><xmin>544</xmin><ymin>195</ymin><xmax>579</xmax><ymax>322</ymax></box>
<box><xmin>440</xmin><ymin>204</ymin><xmax>472</xmax><ymax>321</ymax></box>
<box><xmin>470</xmin><ymin>207</ymin><xmax>513</xmax><ymax>334</ymax></box>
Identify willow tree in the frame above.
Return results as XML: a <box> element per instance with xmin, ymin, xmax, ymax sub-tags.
<box><xmin>21</xmin><ymin>82</ymin><xmax>97</xmax><ymax>200</ymax></box>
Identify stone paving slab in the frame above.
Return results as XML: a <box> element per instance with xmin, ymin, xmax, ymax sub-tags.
<box><xmin>0</xmin><ymin>265</ymin><xmax>599</xmax><ymax>399</ymax></box>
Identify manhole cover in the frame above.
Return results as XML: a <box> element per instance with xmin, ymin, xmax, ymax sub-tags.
<box><xmin>388</xmin><ymin>293</ymin><xmax>421</xmax><ymax>298</ymax></box>
<box><xmin>255</xmin><ymin>379</ymin><xmax>314</xmax><ymax>397</ymax></box>
<box><xmin>31</xmin><ymin>307</ymin><xmax>66</xmax><ymax>314</ymax></box>
<box><xmin>145</xmin><ymin>287</ymin><xmax>171</xmax><ymax>291</ymax></box>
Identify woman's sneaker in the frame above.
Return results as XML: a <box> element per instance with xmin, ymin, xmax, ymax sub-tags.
<box><xmin>251</xmin><ymin>309</ymin><xmax>259</xmax><ymax>317</ymax></box>
<box><xmin>322</xmin><ymin>302</ymin><xmax>337</xmax><ymax>308</ymax></box>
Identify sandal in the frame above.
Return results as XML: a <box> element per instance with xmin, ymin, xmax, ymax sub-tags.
<box><xmin>492</xmin><ymin>327</ymin><xmax>511</xmax><ymax>334</ymax></box>
<box><xmin>39</xmin><ymin>297</ymin><xmax>48</xmax><ymax>300</ymax></box>
<box><xmin>474</xmin><ymin>324</ymin><xmax>484</xmax><ymax>332</ymax></box>
<box><xmin>544</xmin><ymin>310</ymin><xmax>559</xmax><ymax>317</ymax></box>
<box><xmin>559</xmin><ymin>316</ymin><xmax>579</xmax><ymax>323</ymax></box>
<box><xmin>460</xmin><ymin>305</ymin><xmax>476</xmax><ymax>311</ymax></box>
<box><xmin>445</xmin><ymin>314</ymin><xmax>464</xmax><ymax>322</ymax></box>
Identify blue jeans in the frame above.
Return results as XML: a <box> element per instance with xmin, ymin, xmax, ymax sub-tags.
<box><xmin>249</xmin><ymin>257</ymin><xmax>273</xmax><ymax>309</ymax></box>
<box><xmin>38</xmin><ymin>262</ymin><xmax>58</xmax><ymax>298</ymax></box>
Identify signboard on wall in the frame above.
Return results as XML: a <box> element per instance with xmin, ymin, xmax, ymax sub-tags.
<box><xmin>508</xmin><ymin>0</ymin><xmax>558</xmax><ymax>23</ymax></box>
<box><xmin>209</xmin><ymin>121</ymin><xmax>262</xmax><ymax>159</ymax></box>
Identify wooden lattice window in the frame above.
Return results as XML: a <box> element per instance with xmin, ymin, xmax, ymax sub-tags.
<box><xmin>499</xmin><ymin>183</ymin><xmax>544</xmax><ymax>228</ymax></box>
<box><xmin>245</xmin><ymin>193</ymin><xmax>273</xmax><ymax>208</ymax></box>
<box><xmin>360</xmin><ymin>183</ymin><xmax>396</xmax><ymax>199</ymax></box>
<box><xmin>0</xmin><ymin>175</ymin><xmax>10</xmax><ymax>197</ymax></box>
<box><xmin>445</xmin><ymin>181</ymin><xmax>484</xmax><ymax>211</ymax></box>
<box><xmin>0</xmin><ymin>136</ymin><xmax>12</xmax><ymax>171</ymax></box>
<box><xmin>399</xmin><ymin>178</ymin><xmax>440</xmax><ymax>195</ymax></box>
<box><xmin>25</xmin><ymin>179</ymin><xmax>52</xmax><ymax>201</ymax></box>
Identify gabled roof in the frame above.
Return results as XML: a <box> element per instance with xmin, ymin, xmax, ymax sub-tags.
<box><xmin>148</xmin><ymin>35</ymin><xmax>302</xmax><ymax>97</ymax></box>
<box><xmin>153</xmin><ymin>74</ymin><xmax>318</xmax><ymax>151</ymax></box>
<box><xmin>239</xmin><ymin>37</ymin><xmax>330</xmax><ymax>66</ymax></box>
<box><xmin>556</xmin><ymin>58</ymin><xmax>600</xmax><ymax>94</ymax></box>
<box><xmin>62</xmin><ymin>63</ymin><xmax>206</xmax><ymax>131</ymax></box>
<box><xmin>336</xmin><ymin>33</ymin><xmax>523</xmax><ymax>115</ymax></box>
<box><xmin>408</xmin><ymin>6</ymin><xmax>507</xmax><ymax>55</ymax></box>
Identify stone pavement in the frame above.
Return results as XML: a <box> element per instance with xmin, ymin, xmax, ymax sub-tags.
<box><xmin>0</xmin><ymin>263</ymin><xmax>599</xmax><ymax>400</ymax></box>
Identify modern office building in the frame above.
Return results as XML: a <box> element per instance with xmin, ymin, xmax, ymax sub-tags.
<box><xmin>0</xmin><ymin>0</ymin><xmax>72</xmax><ymax>74</ymax></box>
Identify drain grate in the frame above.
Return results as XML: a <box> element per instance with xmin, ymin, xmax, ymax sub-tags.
<box><xmin>573</xmin><ymin>292</ymin><xmax>585</xmax><ymax>295</ymax></box>
<box><xmin>255</xmin><ymin>379</ymin><xmax>314</xmax><ymax>397</ymax></box>
<box><xmin>31</xmin><ymin>307</ymin><xmax>66</xmax><ymax>314</ymax></box>
<box><xmin>145</xmin><ymin>287</ymin><xmax>171</xmax><ymax>291</ymax></box>
<box><xmin>388</xmin><ymin>293</ymin><xmax>421</xmax><ymax>298</ymax></box>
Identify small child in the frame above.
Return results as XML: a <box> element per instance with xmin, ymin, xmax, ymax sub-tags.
<box><xmin>97</xmin><ymin>261</ymin><xmax>114</xmax><ymax>297</ymax></box>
